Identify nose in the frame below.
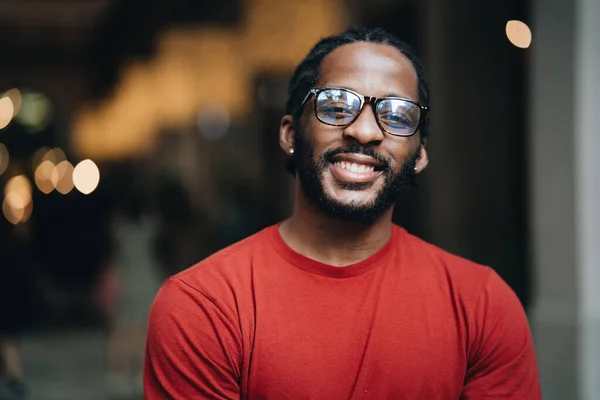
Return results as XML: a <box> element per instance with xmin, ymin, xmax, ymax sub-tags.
<box><xmin>342</xmin><ymin>103</ymin><xmax>385</xmax><ymax>145</ymax></box>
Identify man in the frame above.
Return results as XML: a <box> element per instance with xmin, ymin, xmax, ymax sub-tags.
<box><xmin>144</xmin><ymin>27</ymin><xmax>542</xmax><ymax>399</ymax></box>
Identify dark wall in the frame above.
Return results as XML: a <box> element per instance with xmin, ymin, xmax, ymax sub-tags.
<box><xmin>423</xmin><ymin>1</ymin><xmax>530</xmax><ymax>307</ymax></box>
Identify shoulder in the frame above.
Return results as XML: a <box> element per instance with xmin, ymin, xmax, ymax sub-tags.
<box><xmin>393</xmin><ymin>227</ymin><xmax>534</xmax><ymax>358</ymax></box>
<box><xmin>393</xmin><ymin>226</ymin><xmax>523</xmax><ymax>322</ymax></box>
<box><xmin>393</xmin><ymin>226</ymin><xmax>529</xmax><ymax>342</ymax></box>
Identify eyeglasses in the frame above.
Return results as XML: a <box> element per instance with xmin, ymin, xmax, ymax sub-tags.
<box><xmin>300</xmin><ymin>87</ymin><xmax>429</xmax><ymax>137</ymax></box>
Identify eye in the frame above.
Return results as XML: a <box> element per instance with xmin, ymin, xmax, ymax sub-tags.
<box><xmin>379</xmin><ymin>112</ymin><xmax>414</xmax><ymax>126</ymax></box>
<box><xmin>320</xmin><ymin>102</ymin><xmax>355</xmax><ymax>117</ymax></box>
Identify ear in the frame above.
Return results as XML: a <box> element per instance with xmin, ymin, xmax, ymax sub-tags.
<box><xmin>414</xmin><ymin>139</ymin><xmax>429</xmax><ymax>174</ymax></box>
<box><xmin>279</xmin><ymin>115</ymin><xmax>295</xmax><ymax>155</ymax></box>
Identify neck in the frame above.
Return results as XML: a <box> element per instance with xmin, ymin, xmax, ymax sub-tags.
<box><xmin>278</xmin><ymin>183</ymin><xmax>394</xmax><ymax>267</ymax></box>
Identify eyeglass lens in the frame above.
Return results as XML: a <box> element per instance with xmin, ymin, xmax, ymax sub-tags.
<box><xmin>315</xmin><ymin>88</ymin><xmax>421</xmax><ymax>136</ymax></box>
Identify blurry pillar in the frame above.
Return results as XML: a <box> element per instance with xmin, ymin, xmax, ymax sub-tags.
<box><xmin>529</xmin><ymin>0</ymin><xmax>600</xmax><ymax>398</ymax></box>
<box><xmin>575</xmin><ymin>0</ymin><xmax>600</xmax><ymax>397</ymax></box>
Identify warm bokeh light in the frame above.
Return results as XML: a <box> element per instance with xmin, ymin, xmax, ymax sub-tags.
<box><xmin>4</xmin><ymin>189</ymin><xmax>28</xmax><ymax>210</ymax></box>
<box><xmin>0</xmin><ymin>143</ymin><xmax>9</xmax><ymax>176</ymax></box>
<box><xmin>3</xmin><ymin>89</ymin><xmax>22</xmax><ymax>117</ymax></box>
<box><xmin>43</xmin><ymin>147</ymin><xmax>67</xmax><ymax>165</ymax></box>
<box><xmin>4</xmin><ymin>174</ymin><xmax>32</xmax><ymax>208</ymax></box>
<box><xmin>2</xmin><ymin>193</ymin><xmax>32</xmax><ymax>225</ymax></box>
<box><xmin>3</xmin><ymin>194</ymin><xmax>24</xmax><ymax>225</ymax></box>
<box><xmin>73</xmin><ymin>159</ymin><xmax>100</xmax><ymax>195</ymax></box>
<box><xmin>3</xmin><ymin>174</ymin><xmax>33</xmax><ymax>224</ymax></box>
<box><xmin>0</xmin><ymin>96</ymin><xmax>14</xmax><ymax>129</ymax></box>
<box><xmin>35</xmin><ymin>160</ymin><xmax>58</xmax><ymax>194</ymax></box>
<box><xmin>506</xmin><ymin>20</ymin><xmax>532</xmax><ymax>48</ymax></box>
<box><xmin>31</xmin><ymin>148</ymin><xmax>68</xmax><ymax>193</ymax></box>
<box><xmin>55</xmin><ymin>161</ymin><xmax>75</xmax><ymax>194</ymax></box>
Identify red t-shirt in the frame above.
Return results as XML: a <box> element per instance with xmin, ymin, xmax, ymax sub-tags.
<box><xmin>144</xmin><ymin>224</ymin><xmax>541</xmax><ymax>399</ymax></box>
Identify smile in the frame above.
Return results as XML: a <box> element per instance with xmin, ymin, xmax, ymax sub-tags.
<box><xmin>329</xmin><ymin>161</ymin><xmax>383</xmax><ymax>184</ymax></box>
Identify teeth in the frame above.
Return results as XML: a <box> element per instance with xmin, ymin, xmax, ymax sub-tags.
<box><xmin>334</xmin><ymin>162</ymin><xmax>375</xmax><ymax>173</ymax></box>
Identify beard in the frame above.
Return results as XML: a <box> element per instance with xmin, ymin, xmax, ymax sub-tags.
<box><xmin>293</xmin><ymin>127</ymin><xmax>420</xmax><ymax>223</ymax></box>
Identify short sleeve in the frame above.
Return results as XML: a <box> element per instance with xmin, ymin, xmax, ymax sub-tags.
<box><xmin>144</xmin><ymin>278</ymin><xmax>242</xmax><ymax>399</ymax></box>
<box><xmin>461</xmin><ymin>270</ymin><xmax>542</xmax><ymax>399</ymax></box>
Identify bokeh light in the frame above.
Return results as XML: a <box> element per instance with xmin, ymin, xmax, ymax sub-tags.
<box><xmin>506</xmin><ymin>20</ymin><xmax>532</xmax><ymax>48</ymax></box>
<box><xmin>35</xmin><ymin>160</ymin><xmax>58</xmax><ymax>194</ymax></box>
<box><xmin>3</xmin><ymin>195</ymin><xmax>24</xmax><ymax>225</ymax></box>
<box><xmin>0</xmin><ymin>143</ymin><xmax>9</xmax><ymax>176</ymax></box>
<box><xmin>0</xmin><ymin>96</ymin><xmax>14</xmax><ymax>129</ymax></box>
<box><xmin>73</xmin><ymin>159</ymin><xmax>100</xmax><ymax>195</ymax></box>
<box><xmin>31</xmin><ymin>148</ymin><xmax>68</xmax><ymax>193</ymax></box>
<box><xmin>55</xmin><ymin>161</ymin><xmax>75</xmax><ymax>194</ymax></box>
<box><xmin>3</xmin><ymin>89</ymin><xmax>22</xmax><ymax>117</ymax></box>
<box><xmin>43</xmin><ymin>147</ymin><xmax>67</xmax><ymax>165</ymax></box>
<box><xmin>4</xmin><ymin>174</ymin><xmax>32</xmax><ymax>208</ymax></box>
<box><xmin>3</xmin><ymin>174</ymin><xmax>33</xmax><ymax>224</ymax></box>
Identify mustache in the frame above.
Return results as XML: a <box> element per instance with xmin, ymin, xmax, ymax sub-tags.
<box><xmin>323</xmin><ymin>145</ymin><xmax>391</xmax><ymax>171</ymax></box>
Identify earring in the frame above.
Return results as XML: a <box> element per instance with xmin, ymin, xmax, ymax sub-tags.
<box><xmin>289</xmin><ymin>148</ymin><xmax>294</xmax><ymax>154</ymax></box>
<box><xmin>414</xmin><ymin>166</ymin><xmax>418</xmax><ymax>172</ymax></box>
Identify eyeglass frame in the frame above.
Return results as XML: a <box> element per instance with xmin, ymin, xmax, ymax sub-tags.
<box><xmin>299</xmin><ymin>86</ymin><xmax>429</xmax><ymax>137</ymax></box>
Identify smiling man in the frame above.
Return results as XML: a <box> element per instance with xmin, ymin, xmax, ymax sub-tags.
<box><xmin>144</xmin><ymin>27</ymin><xmax>542</xmax><ymax>399</ymax></box>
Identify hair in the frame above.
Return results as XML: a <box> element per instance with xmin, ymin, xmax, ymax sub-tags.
<box><xmin>285</xmin><ymin>26</ymin><xmax>430</xmax><ymax>139</ymax></box>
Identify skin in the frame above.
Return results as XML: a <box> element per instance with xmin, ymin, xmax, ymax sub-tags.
<box><xmin>278</xmin><ymin>42</ymin><xmax>429</xmax><ymax>267</ymax></box>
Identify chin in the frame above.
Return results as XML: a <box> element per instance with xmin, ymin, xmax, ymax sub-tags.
<box><xmin>318</xmin><ymin>186</ymin><xmax>390</xmax><ymax>223</ymax></box>
<box><xmin>324</xmin><ymin>188</ymin><xmax>380</xmax><ymax>208</ymax></box>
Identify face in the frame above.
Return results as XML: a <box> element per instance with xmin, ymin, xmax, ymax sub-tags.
<box><xmin>282</xmin><ymin>42</ymin><xmax>428</xmax><ymax>222</ymax></box>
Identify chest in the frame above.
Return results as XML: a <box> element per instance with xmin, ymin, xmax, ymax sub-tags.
<box><xmin>245</xmin><ymin>273</ymin><xmax>467</xmax><ymax>400</ymax></box>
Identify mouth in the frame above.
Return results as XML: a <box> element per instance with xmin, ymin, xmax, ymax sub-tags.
<box><xmin>328</xmin><ymin>153</ymin><xmax>385</xmax><ymax>184</ymax></box>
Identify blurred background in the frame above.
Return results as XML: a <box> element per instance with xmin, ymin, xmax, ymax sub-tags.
<box><xmin>0</xmin><ymin>0</ymin><xmax>597</xmax><ymax>399</ymax></box>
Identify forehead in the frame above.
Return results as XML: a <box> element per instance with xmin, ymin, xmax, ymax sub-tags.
<box><xmin>316</xmin><ymin>42</ymin><xmax>418</xmax><ymax>100</ymax></box>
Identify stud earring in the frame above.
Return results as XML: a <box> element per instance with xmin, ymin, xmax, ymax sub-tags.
<box><xmin>414</xmin><ymin>166</ymin><xmax>418</xmax><ymax>172</ymax></box>
<box><xmin>289</xmin><ymin>148</ymin><xmax>294</xmax><ymax>154</ymax></box>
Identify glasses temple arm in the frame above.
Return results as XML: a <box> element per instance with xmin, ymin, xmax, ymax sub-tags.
<box><xmin>299</xmin><ymin>89</ymin><xmax>318</xmax><ymax>108</ymax></box>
